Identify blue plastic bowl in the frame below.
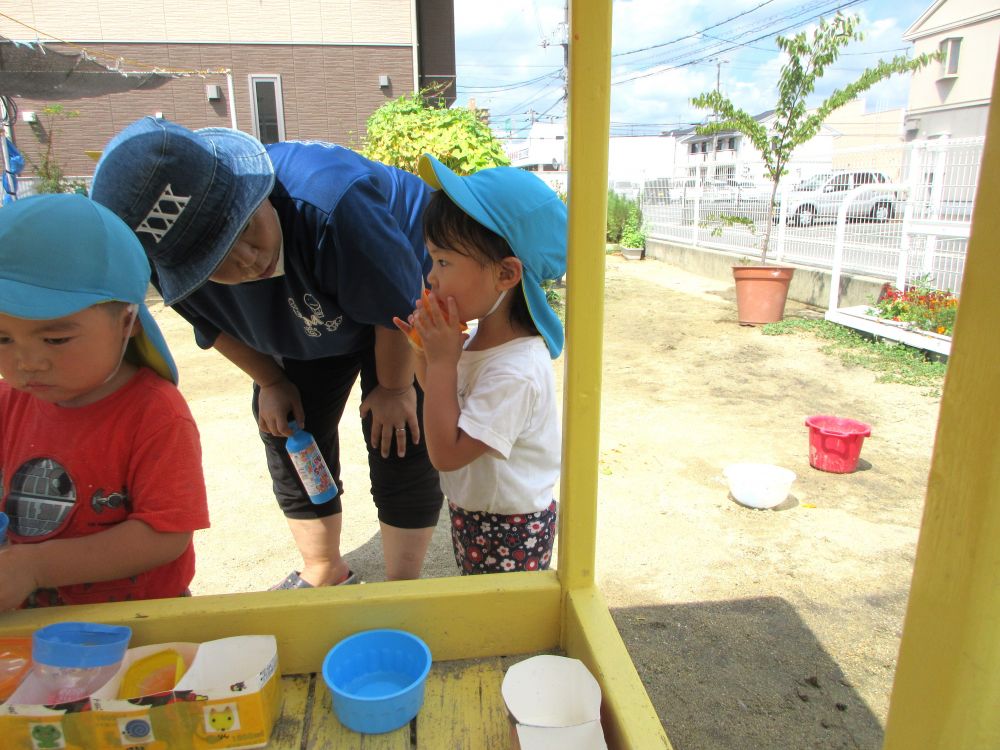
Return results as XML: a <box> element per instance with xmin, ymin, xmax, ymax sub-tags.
<box><xmin>321</xmin><ymin>629</ymin><xmax>432</xmax><ymax>734</ymax></box>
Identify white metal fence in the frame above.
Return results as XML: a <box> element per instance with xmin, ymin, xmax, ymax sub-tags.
<box><xmin>9</xmin><ymin>175</ymin><xmax>92</xmax><ymax>199</ymax></box>
<box><xmin>641</xmin><ymin>137</ymin><xmax>984</xmax><ymax>295</ymax></box>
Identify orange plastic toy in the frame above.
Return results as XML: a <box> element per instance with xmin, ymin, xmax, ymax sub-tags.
<box><xmin>0</xmin><ymin>637</ymin><xmax>32</xmax><ymax>702</ymax></box>
<box><xmin>404</xmin><ymin>289</ymin><xmax>467</xmax><ymax>351</ymax></box>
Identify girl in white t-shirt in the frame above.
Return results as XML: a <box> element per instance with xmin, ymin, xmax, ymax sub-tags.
<box><xmin>394</xmin><ymin>154</ymin><xmax>567</xmax><ymax>574</ymax></box>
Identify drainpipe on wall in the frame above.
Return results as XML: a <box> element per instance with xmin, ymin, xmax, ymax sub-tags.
<box><xmin>226</xmin><ymin>71</ymin><xmax>237</xmax><ymax>129</ymax></box>
<box><xmin>411</xmin><ymin>0</ymin><xmax>420</xmax><ymax>92</ymax></box>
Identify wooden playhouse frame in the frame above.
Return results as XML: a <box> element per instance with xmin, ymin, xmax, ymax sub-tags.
<box><xmin>0</xmin><ymin>4</ymin><xmax>997</xmax><ymax>749</ymax></box>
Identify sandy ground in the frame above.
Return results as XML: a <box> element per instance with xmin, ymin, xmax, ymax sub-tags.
<box><xmin>155</xmin><ymin>255</ymin><xmax>940</xmax><ymax>750</ymax></box>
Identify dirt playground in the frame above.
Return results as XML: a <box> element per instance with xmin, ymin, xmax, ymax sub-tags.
<box><xmin>161</xmin><ymin>255</ymin><xmax>941</xmax><ymax>749</ymax></box>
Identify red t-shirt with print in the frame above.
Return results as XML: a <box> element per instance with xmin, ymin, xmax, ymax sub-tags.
<box><xmin>0</xmin><ymin>367</ymin><xmax>209</xmax><ymax>606</ymax></box>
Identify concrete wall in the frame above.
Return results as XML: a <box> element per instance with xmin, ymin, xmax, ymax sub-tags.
<box><xmin>645</xmin><ymin>238</ymin><xmax>886</xmax><ymax>309</ymax></box>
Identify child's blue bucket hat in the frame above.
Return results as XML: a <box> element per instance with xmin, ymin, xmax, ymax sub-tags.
<box><xmin>0</xmin><ymin>194</ymin><xmax>178</xmax><ymax>383</ymax></box>
<box><xmin>90</xmin><ymin>116</ymin><xmax>275</xmax><ymax>305</ymax></box>
<box><xmin>418</xmin><ymin>154</ymin><xmax>567</xmax><ymax>358</ymax></box>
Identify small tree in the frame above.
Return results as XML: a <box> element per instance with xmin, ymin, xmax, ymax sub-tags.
<box><xmin>25</xmin><ymin>104</ymin><xmax>83</xmax><ymax>194</ymax></box>
<box><xmin>691</xmin><ymin>13</ymin><xmax>939</xmax><ymax>263</ymax></box>
<box><xmin>362</xmin><ymin>89</ymin><xmax>509</xmax><ymax>175</ymax></box>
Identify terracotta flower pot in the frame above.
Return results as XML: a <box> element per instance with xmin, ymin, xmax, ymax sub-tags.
<box><xmin>732</xmin><ymin>266</ymin><xmax>795</xmax><ymax>325</ymax></box>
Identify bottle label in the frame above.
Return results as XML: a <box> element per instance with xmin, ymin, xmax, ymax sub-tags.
<box><xmin>288</xmin><ymin>445</ymin><xmax>335</xmax><ymax>499</ymax></box>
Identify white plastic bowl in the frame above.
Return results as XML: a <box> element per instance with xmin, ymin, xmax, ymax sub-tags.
<box><xmin>723</xmin><ymin>463</ymin><xmax>796</xmax><ymax>509</ymax></box>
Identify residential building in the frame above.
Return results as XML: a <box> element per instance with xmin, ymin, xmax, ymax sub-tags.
<box><xmin>902</xmin><ymin>0</ymin><xmax>1000</xmax><ymax>139</ymax></box>
<box><xmin>825</xmin><ymin>99</ymin><xmax>907</xmax><ymax>180</ymax></box>
<box><xmin>503</xmin><ymin>121</ymin><xmax>568</xmax><ymax>193</ymax></box>
<box><xmin>669</xmin><ymin>111</ymin><xmax>838</xmax><ymax>187</ymax></box>
<box><xmin>0</xmin><ymin>0</ymin><xmax>455</xmax><ymax>177</ymax></box>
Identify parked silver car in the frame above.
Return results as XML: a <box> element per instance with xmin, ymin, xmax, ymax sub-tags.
<box><xmin>785</xmin><ymin>170</ymin><xmax>900</xmax><ymax>226</ymax></box>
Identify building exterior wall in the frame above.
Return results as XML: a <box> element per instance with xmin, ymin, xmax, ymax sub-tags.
<box><xmin>903</xmin><ymin>1</ymin><xmax>999</xmax><ymax>138</ymax></box>
<box><xmin>417</xmin><ymin>0</ymin><xmax>457</xmax><ymax>101</ymax></box>
<box><xmin>824</xmin><ymin>99</ymin><xmax>905</xmax><ymax>149</ymax></box>
<box><xmin>7</xmin><ymin>43</ymin><xmax>412</xmax><ymax>175</ymax></box>
<box><xmin>1</xmin><ymin>0</ymin><xmax>455</xmax><ymax>179</ymax></box>
<box><xmin>0</xmin><ymin>0</ymin><xmax>414</xmax><ymax>45</ymax></box>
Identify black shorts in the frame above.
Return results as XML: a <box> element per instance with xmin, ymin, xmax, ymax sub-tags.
<box><xmin>251</xmin><ymin>346</ymin><xmax>443</xmax><ymax>529</ymax></box>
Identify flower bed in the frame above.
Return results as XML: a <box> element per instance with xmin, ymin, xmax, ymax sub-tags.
<box><xmin>867</xmin><ymin>277</ymin><xmax>958</xmax><ymax>336</ymax></box>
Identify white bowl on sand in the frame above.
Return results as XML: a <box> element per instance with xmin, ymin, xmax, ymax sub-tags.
<box><xmin>723</xmin><ymin>463</ymin><xmax>796</xmax><ymax>509</ymax></box>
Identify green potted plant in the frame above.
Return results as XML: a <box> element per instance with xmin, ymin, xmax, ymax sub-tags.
<box><xmin>690</xmin><ymin>12</ymin><xmax>938</xmax><ymax>324</ymax></box>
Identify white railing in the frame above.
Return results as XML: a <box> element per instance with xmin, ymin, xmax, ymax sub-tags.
<box><xmin>641</xmin><ymin>137</ymin><xmax>983</xmax><ymax>296</ymax></box>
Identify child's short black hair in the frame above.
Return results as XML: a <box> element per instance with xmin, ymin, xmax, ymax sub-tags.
<box><xmin>423</xmin><ymin>190</ymin><xmax>537</xmax><ymax>336</ymax></box>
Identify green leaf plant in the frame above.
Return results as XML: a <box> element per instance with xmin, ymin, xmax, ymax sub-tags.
<box><xmin>362</xmin><ymin>87</ymin><xmax>510</xmax><ymax>175</ymax></box>
<box><xmin>691</xmin><ymin>13</ymin><xmax>940</xmax><ymax>265</ymax></box>
<box><xmin>25</xmin><ymin>104</ymin><xmax>84</xmax><ymax>194</ymax></box>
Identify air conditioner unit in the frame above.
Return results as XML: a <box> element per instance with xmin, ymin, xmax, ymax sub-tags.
<box><xmin>205</xmin><ymin>84</ymin><xmax>222</xmax><ymax>101</ymax></box>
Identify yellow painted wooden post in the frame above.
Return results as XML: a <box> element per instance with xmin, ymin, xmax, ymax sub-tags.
<box><xmin>559</xmin><ymin>0</ymin><xmax>612</xmax><ymax>592</ymax></box>
<box><xmin>882</xmin><ymin>52</ymin><xmax>1000</xmax><ymax>749</ymax></box>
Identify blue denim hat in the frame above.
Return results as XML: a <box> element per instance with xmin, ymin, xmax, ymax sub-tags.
<box><xmin>418</xmin><ymin>154</ymin><xmax>567</xmax><ymax>358</ymax></box>
<box><xmin>0</xmin><ymin>194</ymin><xmax>178</xmax><ymax>384</ymax></box>
<box><xmin>90</xmin><ymin>117</ymin><xmax>275</xmax><ymax>305</ymax></box>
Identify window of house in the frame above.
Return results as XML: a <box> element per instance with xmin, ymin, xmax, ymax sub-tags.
<box><xmin>728</xmin><ymin>137</ymin><xmax>736</xmax><ymax>150</ymax></box>
<box><xmin>939</xmin><ymin>37</ymin><xmax>961</xmax><ymax>77</ymax></box>
<box><xmin>249</xmin><ymin>74</ymin><xmax>285</xmax><ymax>144</ymax></box>
<box><xmin>716</xmin><ymin>138</ymin><xmax>725</xmax><ymax>151</ymax></box>
<box><xmin>700</xmin><ymin>142</ymin><xmax>708</xmax><ymax>153</ymax></box>
<box><xmin>690</xmin><ymin>143</ymin><xmax>698</xmax><ymax>154</ymax></box>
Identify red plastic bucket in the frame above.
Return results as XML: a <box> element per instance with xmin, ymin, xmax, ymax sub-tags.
<box><xmin>805</xmin><ymin>415</ymin><xmax>872</xmax><ymax>473</ymax></box>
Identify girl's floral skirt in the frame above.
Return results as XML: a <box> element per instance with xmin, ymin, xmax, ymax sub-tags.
<box><xmin>448</xmin><ymin>500</ymin><xmax>557</xmax><ymax>574</ymax></box>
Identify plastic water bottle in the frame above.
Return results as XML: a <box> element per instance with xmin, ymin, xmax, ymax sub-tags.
<box><xmin>286</xmin><ymin>420</ymin><xmax>338</xmax><ymax>504</ymax></box>
<box><xmin>0</xmin><ymin>512</ymin><xmax>8</xmax><ymax>547</ymax></box>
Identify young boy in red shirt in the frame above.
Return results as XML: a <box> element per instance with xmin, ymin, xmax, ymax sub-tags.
<box><xmin>0</xmin><ymin>194</ymin><xmax>210</xmax><ymax>609</ymax></box>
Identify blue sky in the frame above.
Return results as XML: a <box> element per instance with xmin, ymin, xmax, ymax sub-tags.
<box><xmin>453</xmin><ymin>0</ymin><xmax>933</xmax><ymax>140</ymax></box>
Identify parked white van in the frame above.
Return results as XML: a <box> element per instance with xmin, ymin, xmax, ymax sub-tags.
<box><xmin>785</xmin><ymin>170</ymin><xmax>900</xmax><ymax>226</ymax></box>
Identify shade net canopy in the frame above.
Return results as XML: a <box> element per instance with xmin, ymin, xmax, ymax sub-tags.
<box><xmin>0</xmin><ymin>37</ymin><xmax>174</xmax><ymax>100</ymax></box>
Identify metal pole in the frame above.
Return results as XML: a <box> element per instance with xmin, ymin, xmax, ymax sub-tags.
<box><xmin>226</xmin><ymin>72</ymin><xmax>237</xmax><ymax>130</ymax></box>
<box><xmin>0</xmin><ymin>96</ymin><xmax>13</xmax><ymax>202</ymax></box>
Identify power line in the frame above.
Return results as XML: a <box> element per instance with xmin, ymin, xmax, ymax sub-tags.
<box><xmin>612</xmin><ymin>0</ymin><xmax>782</xmax><ymax>58</ymax></box>
<box><xmin>610</xmin><ymin>0</ymin><xmax>866</xmax><ymax>86</ymax></box>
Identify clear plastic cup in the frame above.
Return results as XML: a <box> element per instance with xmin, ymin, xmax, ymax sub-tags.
<box><xmin>30</xmin><ymin>622</ymin><xmax>132</xmax><ymax>704</ymax></box>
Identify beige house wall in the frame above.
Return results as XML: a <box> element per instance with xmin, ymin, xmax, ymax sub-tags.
<box><xmin>824</xmin><ymin>100</ymin><xmax>904</xmax><ymax>149</ymax></box>
<box><xmin>904</xmin><ymin>2</ymin><xmax>999</xmax><ymax>118</ymax></box>
<box><xmin>0</xmin><ymin>0</ymin><xmax>413</xmax><ymax>45</ymax></box>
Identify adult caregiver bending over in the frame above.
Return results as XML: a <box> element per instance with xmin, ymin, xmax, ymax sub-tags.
<box><xmin>91</xmin><ymin>117</ymin><xmax>443</xmax><ymax>589</ymax></box>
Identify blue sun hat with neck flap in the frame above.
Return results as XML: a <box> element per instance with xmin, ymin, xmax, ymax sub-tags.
<box><xmin>0</xmin><ymin>193</ymin><xmax>178</xmax><ymax>383</ymax></box>
<box><xmin>418</xmin><ymin>153</ymin><xmax>567</xmax><ymax>358</ymax></box>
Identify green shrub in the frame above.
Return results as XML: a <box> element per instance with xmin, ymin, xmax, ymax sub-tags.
<box><xmin>606</xmin><ymin>190</ymin><xmax>630</xmax><ymax>242</ymax></box>
<box><xmin>620</xmin><ymin>204</ymin><xmax>646</xmax><ymax>248</ymax></box>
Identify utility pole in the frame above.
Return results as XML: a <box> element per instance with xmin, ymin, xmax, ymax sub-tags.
<box><xmin>560</xmin><ymin>0</ymin><xmax>568</xmax><ymax>170</ymax></box>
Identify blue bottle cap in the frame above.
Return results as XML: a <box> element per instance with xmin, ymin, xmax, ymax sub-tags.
<box><xmin>32</xmin><ymin>622</ymin><xmax>132</xmax><ymax>668</ymax></box>
<box><xmin>287</xmin><ymin>420</ymin><xmax>300</xmax><ymax>432</ymax></box>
